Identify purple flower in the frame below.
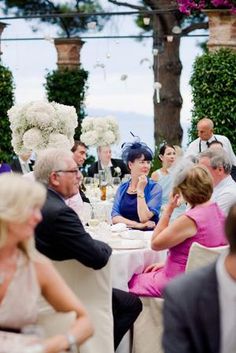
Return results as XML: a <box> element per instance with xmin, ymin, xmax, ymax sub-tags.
<box><xmin>177</xmin><ymin>0</ymin><xmax>236</xmax><ymax>14</ymax></box>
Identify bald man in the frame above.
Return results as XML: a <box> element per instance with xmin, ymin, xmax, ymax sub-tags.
<box><xmin>185</xmin><ymin>118</ymin><xmax>236</xmax><ymax>167</ymax></box>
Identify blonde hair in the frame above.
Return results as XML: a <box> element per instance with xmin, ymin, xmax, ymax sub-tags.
<box><xmin>173</xmin><ymin>165</ymin><xmax>213</xmax><ymax>207</ymax></box>
<box><xmin>0</xmin><ymin>173</ymin><xmax>46</xmax><ymax>256</ymax></box>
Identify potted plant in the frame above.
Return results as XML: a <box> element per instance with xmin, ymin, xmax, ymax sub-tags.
<box><xmin>177</xmin><ymin>1</ymin><xmax>236</xmax><ymax>51</ymax></box>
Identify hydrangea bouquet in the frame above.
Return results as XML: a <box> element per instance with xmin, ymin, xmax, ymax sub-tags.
<box><xmin>8</xmin><ymin>100</ymin><xmax>78</xmax><ymax>154</ymax></box>
<box><xmin>177</xmin><ymin>0</ymin><xmax>236</xmax><ymax>14</ymax></box>
<box><xmin>80</xmin><ymin>116</ymin><xmax>120</xmax><ymax>147</ymax></box>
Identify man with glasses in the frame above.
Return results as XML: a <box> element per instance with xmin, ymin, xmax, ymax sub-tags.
<box><xmin>34</xmin><ymin>148</ymin><xmax>142</xmax><ymax>351</ymax></box>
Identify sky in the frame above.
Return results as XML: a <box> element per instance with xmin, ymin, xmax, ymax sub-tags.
<box><xmin>0</xmin><ymin>1</ymin><xmax>205</xmax><ymax>156</ymax></box>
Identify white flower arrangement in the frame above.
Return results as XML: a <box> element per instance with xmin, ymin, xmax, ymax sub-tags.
<box><xmin>8</xmin><ymin>100</ymin><xmax>78</xmax><ymax>154</ymax></box>
<box><xmin>80</xmin><ymin>116</ymin><xmax>120</xmax><ymax>147</ymax></box>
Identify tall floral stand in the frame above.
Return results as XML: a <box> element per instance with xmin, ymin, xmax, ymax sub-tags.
<box><xmin>54</xmin><ymin>37</ymin><xmax>84</xmax><ymax>70</ymax></box>
<box><xmin>204</xmin><ymin>10</ymin><xmax>236</xmax><ymax>52</ymax></box>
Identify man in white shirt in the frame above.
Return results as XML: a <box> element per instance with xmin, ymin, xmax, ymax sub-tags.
<box><xmin>199</xmin><ymin>149</ymin><xmax>236</xmax><ymax>215</ymax></box>
<box><xmin>163</xmin><ymin>203</ymin><xmax>236</xmax><ymax>353</ymax></box>
<box><xmin>185</xmin><ymin>118</ymin><xmax>236</xmax><ymax>167</ymax></box>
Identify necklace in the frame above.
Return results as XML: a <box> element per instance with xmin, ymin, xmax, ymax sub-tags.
<box><xmin>128</xmin><ymin>187</ymin><xmax>137</xmax><ymax>194</ymax></box>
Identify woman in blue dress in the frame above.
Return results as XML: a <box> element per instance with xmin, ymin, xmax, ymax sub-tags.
<box><xmin>111</xmin><ymin>140</ymin><xmax>162</xmax><ymax>230</ymax></box>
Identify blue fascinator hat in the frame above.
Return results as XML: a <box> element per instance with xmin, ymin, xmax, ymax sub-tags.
<box><xmin>121</xmin><ymin>133</ymin><xmax>153</xmax><ymax>164</ymax></box>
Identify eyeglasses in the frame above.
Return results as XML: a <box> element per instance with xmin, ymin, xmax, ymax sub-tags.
<box><xmin>55</xmin><ymin>168</ymin><xmax>80</xmax><ymax>175</ymax></box>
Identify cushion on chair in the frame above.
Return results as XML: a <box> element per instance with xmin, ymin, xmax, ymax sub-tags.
<box><xmin>185</xmin><ymin>242</ymin><xmax>229</xmax><ymax>273</ymax></box>
<box><xmin>132</xmin><ymin>297</ymin><xmax>164</xmax><ymax>353</ymax></box>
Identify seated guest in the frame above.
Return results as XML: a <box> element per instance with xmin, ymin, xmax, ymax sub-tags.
<box><xmin>33</xmin><ymin>148</ymin><xmax>142</xmax><ymax>350</ymax></box>
<box><xmin>208</xmin><ymin>139</ymin><xmax>236</xmax><ymax>182</ymax></box>
<box><xmin>208</xmin><ymin>140</ymin><xmax>223</xmax><ymax>150</ymax></box>
<box><xmin>151</xmin><ymin>144</ymin><xmax>176</xmax><ymax>205</ymax></box>
<box><xmin>70</xmin><ymin>140</ymin><xmax>90</xmax><ymax>204</ymax></box>
<box><xmin>128</xmin><ymin>164</ymin><xmax>227</xmax><ymax>297</ymax></box>
<box><xmin>0</xmin><ymin>150</ymin><xmax>11</xmax><ymax>173</ymax></box>
<box><xmin>10</xmin><ymin>152</ymin><xmax>34</xmax><ymax>174</ymax></box>
<box><xmin>151</xmin><ymin>144</ymin><xmax>186</xmax><ymax>220</ymax></box>
<box><xmin>87</xmin><ymin>145</ymin><xmax>129</xmax><ymax>180</ymax></box>
<box><xmin>111</xmin><ymin>140</ymin><xmax>162</xmax><ymax>230</ymax></box>
<box><xmin>0</xmin><ymin>161</ymin><xmax>11</xmax><ymax>174</ymax></box>
<box><xmin>162</xmin><ymin>204</ymin><xmax>236</xmax><ymax>353</ymax></box>
<box><xmin>66</xmin><ymin>141</ymin><xmax>91</xmax><ymax>218</ymax></box>
<box><xmin>199</xmin><ymin>149</ymin><xmax>236</xmax><ymax>215</ymax></box>
<box><xmin>0</xmin><ymin>174</ymin><xmax>93</xmax><ymax>352</ymax></box>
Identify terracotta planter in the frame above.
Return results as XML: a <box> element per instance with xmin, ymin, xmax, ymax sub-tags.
<box><xmin>54</xmin><ymin>37</ymin><xmax>84</xmax><ymax>70</ymax></box>
<box><xmin>0</xmin><ymin>22</ymin><xmax>8</xmax><ymax>56</ymax></box>
<box><xmin>204</xmin><ymin>10</ymin><xmax>236</xmax><ymax>52</ymax></box>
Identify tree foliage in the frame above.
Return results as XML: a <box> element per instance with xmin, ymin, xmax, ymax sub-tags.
<box><xmin>0</xmin><ymin>64</ymin><xmax>15</xmax><ymax>162</ymax></box>
<box><xmin>45</xmin><ymin>67</ymin><xmax>88</xmax><ymax>139</ymax></box>
<box><xmin>2</xmin><ymin>0</ymin><xmax>106</xmax><ymax>37</ymax></box>
<box><xmin>189</xmin><ymin>48</ymin><xmax>236</xmax><ymax>152</ymax></box>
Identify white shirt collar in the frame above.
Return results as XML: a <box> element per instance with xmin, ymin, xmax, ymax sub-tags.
<box><xmin>216</xmin><ymin>250</ymin><xmax>236</xmax><ymax>300</ymax></box>
<box><xmin>101</xmin><ymin>161</ymin><xmax>113</xmax><ymax>169</ymax></box>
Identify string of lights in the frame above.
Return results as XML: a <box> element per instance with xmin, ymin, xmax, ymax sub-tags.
<box><xmin>0</xmin><ymin>8</ymin><xmax>178</xmax><ymax>21</ymax></box>
<box><xmin>1</xmin><ymin>34</ymin><xmax>208</xmax><ymax>42</ymax></box>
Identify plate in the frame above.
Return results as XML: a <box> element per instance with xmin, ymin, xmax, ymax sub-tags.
<box><xmin>108</xmin><ymin>239</ymin><xmax>146</xmax><ymax>250</ymax></box>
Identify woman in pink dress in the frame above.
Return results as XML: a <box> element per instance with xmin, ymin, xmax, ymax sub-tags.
<box><xmin>129</xmin><ymin>164</ymin><xmax>227</xmax><ymax>297</ymax></box>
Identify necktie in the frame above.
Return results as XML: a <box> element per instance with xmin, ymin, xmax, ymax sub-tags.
<box><xmin>206</xmin><ymin>141</ymin><xmax>210</xmax><ymax>148</ymax></box>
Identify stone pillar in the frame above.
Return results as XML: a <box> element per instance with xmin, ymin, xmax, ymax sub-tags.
<box><xmin>205</xmin><ymin>10</ymin><xmax>236</xmax><ymax>52</ymax></box>
<box><xmin>54</xmin><ymin>37</ymin><xmax>84</xmax><ymax>70</ymax></box>
<box><xmin>0</xmin><ymin>22</ymin><xmax>8</xmax><ymax>57</ymax></box>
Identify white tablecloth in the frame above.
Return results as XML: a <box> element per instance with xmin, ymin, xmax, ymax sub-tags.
<box><xmin>111</xmin><ymin>247</ymin><xmax>164</xmax><ymax>291</ymax></box>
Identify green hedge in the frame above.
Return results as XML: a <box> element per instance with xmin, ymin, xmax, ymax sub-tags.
<box><xmin>45</xmin><ymin>67</ymin><xmax>88</xmax><ymax>139</ymax></box>
<box><xmin>0</xmin><ymin>64</ymin><xmax>14</xmax><ymax>162</ymax></box>
<box><xmin>189</xmin><ymin>48</ymin><xmax>236</xmax><ymax>152</ymax></box>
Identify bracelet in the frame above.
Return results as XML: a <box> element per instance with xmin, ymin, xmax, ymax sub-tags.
<box><xmin>137</xmin><ymin>193</ymin><xmax>145</xmax><ymax>199</ymax></box>
<box><xmin>66</xmin><ymin>333</ymin><xmax>78</xmax><ymax>353</ymax></box>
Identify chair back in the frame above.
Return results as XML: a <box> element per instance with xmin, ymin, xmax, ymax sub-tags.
<box><xmin>52</xmin><ymin>259</ymin><xmax>114</xmax><ymax>353</ymax></box>
<box><xmin>186</xmin><ymin>242</ymin><xmax>229</xmax><ymax>273</ymax></box>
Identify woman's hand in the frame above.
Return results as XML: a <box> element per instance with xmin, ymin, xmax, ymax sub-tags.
<box><xmin>143</xmin><ymin>262</ymin><xmax>165</xmax><ymax>273</ymax></box>
<box><xmin>166</xmin><ymin>193</ymin><xmax>181</xmax><ymax>211</ymax></box>
<box><xmin>135</xmin><ymin>220</ymin><xmax>156</xmax><ymax>229</ymax></box>
<box><xmin>137</xmin><ymin>175</ymin><xmax>148</xmax><ymax>192</ymax></box>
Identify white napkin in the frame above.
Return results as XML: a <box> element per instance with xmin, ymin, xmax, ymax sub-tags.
<box><xmin>110</xmin><ymin>223</ymin><xmax>127</xmax><ymax>232</ymax></box>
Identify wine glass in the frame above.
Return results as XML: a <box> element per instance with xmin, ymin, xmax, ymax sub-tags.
<box><xmin>93</xmin><ymin>173</ymin><xmax>100</xmax><ymax>187</ymax></box>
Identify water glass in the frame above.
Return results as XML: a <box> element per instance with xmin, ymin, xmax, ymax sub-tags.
<box><xmin>112</xmin><ymin>177</ymin><xmax>121</xmax><ymax>186</ymax></box>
